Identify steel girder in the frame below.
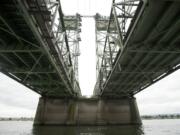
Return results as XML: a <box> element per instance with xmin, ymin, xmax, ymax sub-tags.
<box><xmin>94</xmin><ymin>0</ymin><xmax>180</xmax><ymax>98</ymax></box>
<box><xmin>94</xmin><ymin>0</ymin><xmax>141</xmax><ymax>96</ymax></box>
<box><xmin>0</xmin><ymin>0</ymin><xmax>81</xmax><ymax>98</ymax></box>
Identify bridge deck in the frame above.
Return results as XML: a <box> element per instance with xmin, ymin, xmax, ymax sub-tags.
<box><xmin>99</xmin><ymin>0</ymin><xmax>180</xmax><ymax>98</ymax></box>
<box><xmin>0</xmin><ymin>0</ymin><xmax>80</xmax><ymax>98</ymax></box>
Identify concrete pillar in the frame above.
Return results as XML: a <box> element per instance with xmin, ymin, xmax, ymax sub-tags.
<box><xmin>34</xmin><ymin>97</ymin><xmax>46</xmax><ymax>125</ymax></box>
<box><xmin>96</xmin><ymin>99</ymin><xmax>107</xmax><ymax>125</ymax></box>
<box><xmin>77</xmin><ymin>99</ymin><xmax>98</xmax><ymax>125</ymax></box>
<box><xmin>34</xmin><ymin>97</ymin><xmax>141</xmax><ymax>125</ymax></box>
<box><xmin>66</xmin><ymin>100</ymin><xmax>77</xmax><ymax>125</ymax></box>
<box><xmin>129</xmin><ymin>97</ymin><xmax>142</xmax><ymax>124</ymax></box>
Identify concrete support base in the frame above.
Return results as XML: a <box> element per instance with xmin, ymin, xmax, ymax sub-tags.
<box><xmin>34</xmin><ymin>97</ymin><xmax>141</xmax><ymax>125</ymax></box>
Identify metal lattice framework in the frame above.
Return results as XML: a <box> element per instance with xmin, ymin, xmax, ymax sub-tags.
<box><xmin>94</xmin><ymin>0</ymin><xmax>140</xmax><ymax>95</ymax></box>
<box><xmin>0</xmin><ymin>0</ymin><xmax>81</xmax><ymax>97</ymax></box>
<box><xmin>94</xmin><ymin>0</ymin><xmax>180</xmax><ymax>98</ymax></box>
<box><xmin>64</xmin><ymin>15</ymin><xmax>81</xmax><ymax>82</ymax></box>
<box><xmin>95</xmin><ymin>14</ymin><xmax>111</xmax><ymax>79</ymax></box>
<box><xmin>1</xmin><ymin>0</ymin><xmax>180</xmax><ymax>99</ymax></box>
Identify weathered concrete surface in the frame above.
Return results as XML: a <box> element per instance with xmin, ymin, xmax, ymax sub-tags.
<box><xmin>34</xmin><ymin>97</ymin><xmax>141</xmax><ymax>125</ymax></box>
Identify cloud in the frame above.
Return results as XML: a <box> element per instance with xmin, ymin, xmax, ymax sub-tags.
<box><xmin>136</xmin><ymin>70</ymin><xmax>180</xmax><ymax>115</ymax></box>
<box><xmin>79</xmin><ymin>18</ymin><xmax>96</xmax><ymax>95</ymax></box>
<box><xmin>0</xmin><ymin>103</ymin><xmax>36</xmax><ymax>117</ymax></box>
<box><xmin>0</xmin><ymin>73</ymin><xmax>39</xmax><ymax>116</ymax></box>
<box><xmin>61</xmin><ymin>0</ymin><xmax>112</xmax><ymax>16</ymax></box>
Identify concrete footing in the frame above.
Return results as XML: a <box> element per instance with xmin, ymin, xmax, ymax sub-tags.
<box><xmin>34</xmin><ymin>97</ymin><xmax>141</xmax><ymax>125</ymax></box>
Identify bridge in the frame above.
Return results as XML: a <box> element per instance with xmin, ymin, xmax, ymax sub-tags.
<box><xmin>0</xmin><ymin>0</ymin><xmax>81</xmax><ymax>98</ymax></box>
<box><xmin>0</xmin><ymin>0</ymin><xmax>179</xmax><ymax>125</ymax></box>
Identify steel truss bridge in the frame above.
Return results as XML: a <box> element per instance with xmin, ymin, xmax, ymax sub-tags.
<box><xmin>0</xmin><ymin>0</ymin><xmax>180</xmax><ymax>99</ymax></box>
<box><xmin>94</xmin><ymin>0</ymin><xmax>180</xmax><ymax>98</ymax></box>
<box><xmin>0</xmin><ymin>0</ymin><xmax>81</xmax><ymax>98</ymax></box>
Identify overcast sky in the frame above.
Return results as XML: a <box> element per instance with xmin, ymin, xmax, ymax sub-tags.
<box><xmin>0</xmin><ymin>0</ymin><xmax>180</xmax><ymax>117</ymax></box>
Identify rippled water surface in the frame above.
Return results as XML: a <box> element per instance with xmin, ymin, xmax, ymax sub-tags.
<box><xmin>0</xmin><ymin>119</ymin><xmax>180</xmax><ymax>135</ymax></box>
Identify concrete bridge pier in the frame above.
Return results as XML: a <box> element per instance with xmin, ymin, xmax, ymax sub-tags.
<box><xmin>34</xmin><ymin>97</ymin><xmax>141</xmax><ymax>125</ymax></box>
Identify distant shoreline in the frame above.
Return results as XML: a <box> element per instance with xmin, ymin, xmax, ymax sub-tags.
<box><xmin>0</xmin><ymin>117</ymin><xmax>33</xmax><ymax>121</ymax></box>
<box><xmin>141</xmin><ymin>114</ymin><xmax>180</xmax><ymax>120</ymax></box>
<box><xmin>142</xmin><ymin>117</ymin><xmax>180</xmax><ymax>120</ymax></box>
<box><xmin>0</xmin><ymin>114</ymin><xmax>180</xmax><ymax>121</ymax></box>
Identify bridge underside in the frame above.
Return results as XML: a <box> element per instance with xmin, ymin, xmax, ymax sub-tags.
<box><xmin>0</xmin><ymin>0</ymin><xmax>180</xmax><ymax>126</ymax></box>
<box><xmin>96</xmin><ymin>0</ymin><xmax>180</xmax><ymax>98</ymax></box>
<box><xmin>0</xmin><ymin>0</ymin><xmax>80</xmax><ymax>98</ymax></box>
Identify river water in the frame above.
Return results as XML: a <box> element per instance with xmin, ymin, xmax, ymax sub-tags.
<box><xmin>0</xmin><ymin>119</ymin><xmax>180</xmax><ymax>135</ymax></box>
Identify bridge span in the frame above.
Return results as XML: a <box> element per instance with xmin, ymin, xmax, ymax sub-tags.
<box><xmin>0</xmin><ymin>0</ymin><xmax>180</xmax><ymax>125</ymax></box>
<box><xmin>94</xmin><ymin>0</ymin><xmax>180</xmax><ymax>98</ymax></box>
<box><xmin>0</xmin><ymin>0</ymin><xmax>81</xmax><ymax>98</ymax></box>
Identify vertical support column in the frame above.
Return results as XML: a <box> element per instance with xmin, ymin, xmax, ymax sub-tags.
<box><xmin>34</xmin><ymin>97</ymin><xmax>46</xmax><ymax>125</ymax></box>
<box><xmin>96</xmin><ymin>99</ymin><xmax>107</xmax><ymax>125</ymax></box>
<box><xmin>34</xmin><ymin>97</ymin><xmax>71</xmax><ymax>125</ymax></box>
<box><xmin>99</xmin><ymin>98</ymin><xmax>141</xmax><ymax>125</ymax></box>
<box><xmin>77</xmin><ymin>99</ymin><xmax>98</xmax><ymax>125</ymax></box>
<box><xmin>34</xmin><ymin>97</ymin><xmax>141</xmax><ymax>125</ymax></box>
<box><xmin>129</xmin><ymin>97</ymin><xmax>142</xmax><ymax>124</ymax></box>
<box><xmin>66</xmin><ymin>100</ymin><xmax>77</xmax><ymax>125</ymax></box>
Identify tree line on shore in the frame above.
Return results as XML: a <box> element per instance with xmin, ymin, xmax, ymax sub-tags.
<box><xmin>141</xmin><ymin>114</ymin><xmax>180</xmax><ymax>120</ymax></box>
<box><xmin>0</xmin><ymin>114</ymin><xmax>180</xmax><ymax>121</ymax></box>
<box><xmin>0</xmin><ymin>117</ymin><xmax>33</xmax><ymax>121</ymax></box>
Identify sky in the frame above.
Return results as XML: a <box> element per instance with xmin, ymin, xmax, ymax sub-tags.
<box><xmin>0</xmin><ymin>0</ymin><xmax>180</xmax><ymax>117</ymax></box>
<box><xmin>79</xmin><ymin>18</ymin><xmax>96</xmax><ymax>96</ymax></box>
<box><xmin>136</xmin><ymin>70</ymin><xmax>180</xmax><ymax>115</ymax></box>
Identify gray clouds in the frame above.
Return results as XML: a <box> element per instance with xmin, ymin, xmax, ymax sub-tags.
<box><xmin>136</xmin><ymin>69</ymin><xmax>180</xmax><ymax>115</ymax></box>
<box><xmin>0</xmin><ymin>73</ymin><xmax>39</xmax><ymax>117</ymax></box>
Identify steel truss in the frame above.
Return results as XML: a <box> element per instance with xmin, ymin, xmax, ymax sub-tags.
<box><xmin>44</xmin><ymin>0</ymin><xmax>82</xmax><ymax>91</ymax></box>
<box><xmin>63</xmin><ymin>15</ymin><xmax>81</xmax><ymax>82</ymax></box>
<box><xmin>0</xmin><ymin>0</ymin><xmax>81</xmax><ymax>97</ymax></box>
<box><xmin>94</xmin><ymin>0</ymin><xmax>140</xmax><ymax>95</ymax></box>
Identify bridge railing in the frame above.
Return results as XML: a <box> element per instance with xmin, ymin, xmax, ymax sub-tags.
<box><xmin>94</xmin><ymin>0</ymin><xmax>141</xmax><ymax>95</ymax></box>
